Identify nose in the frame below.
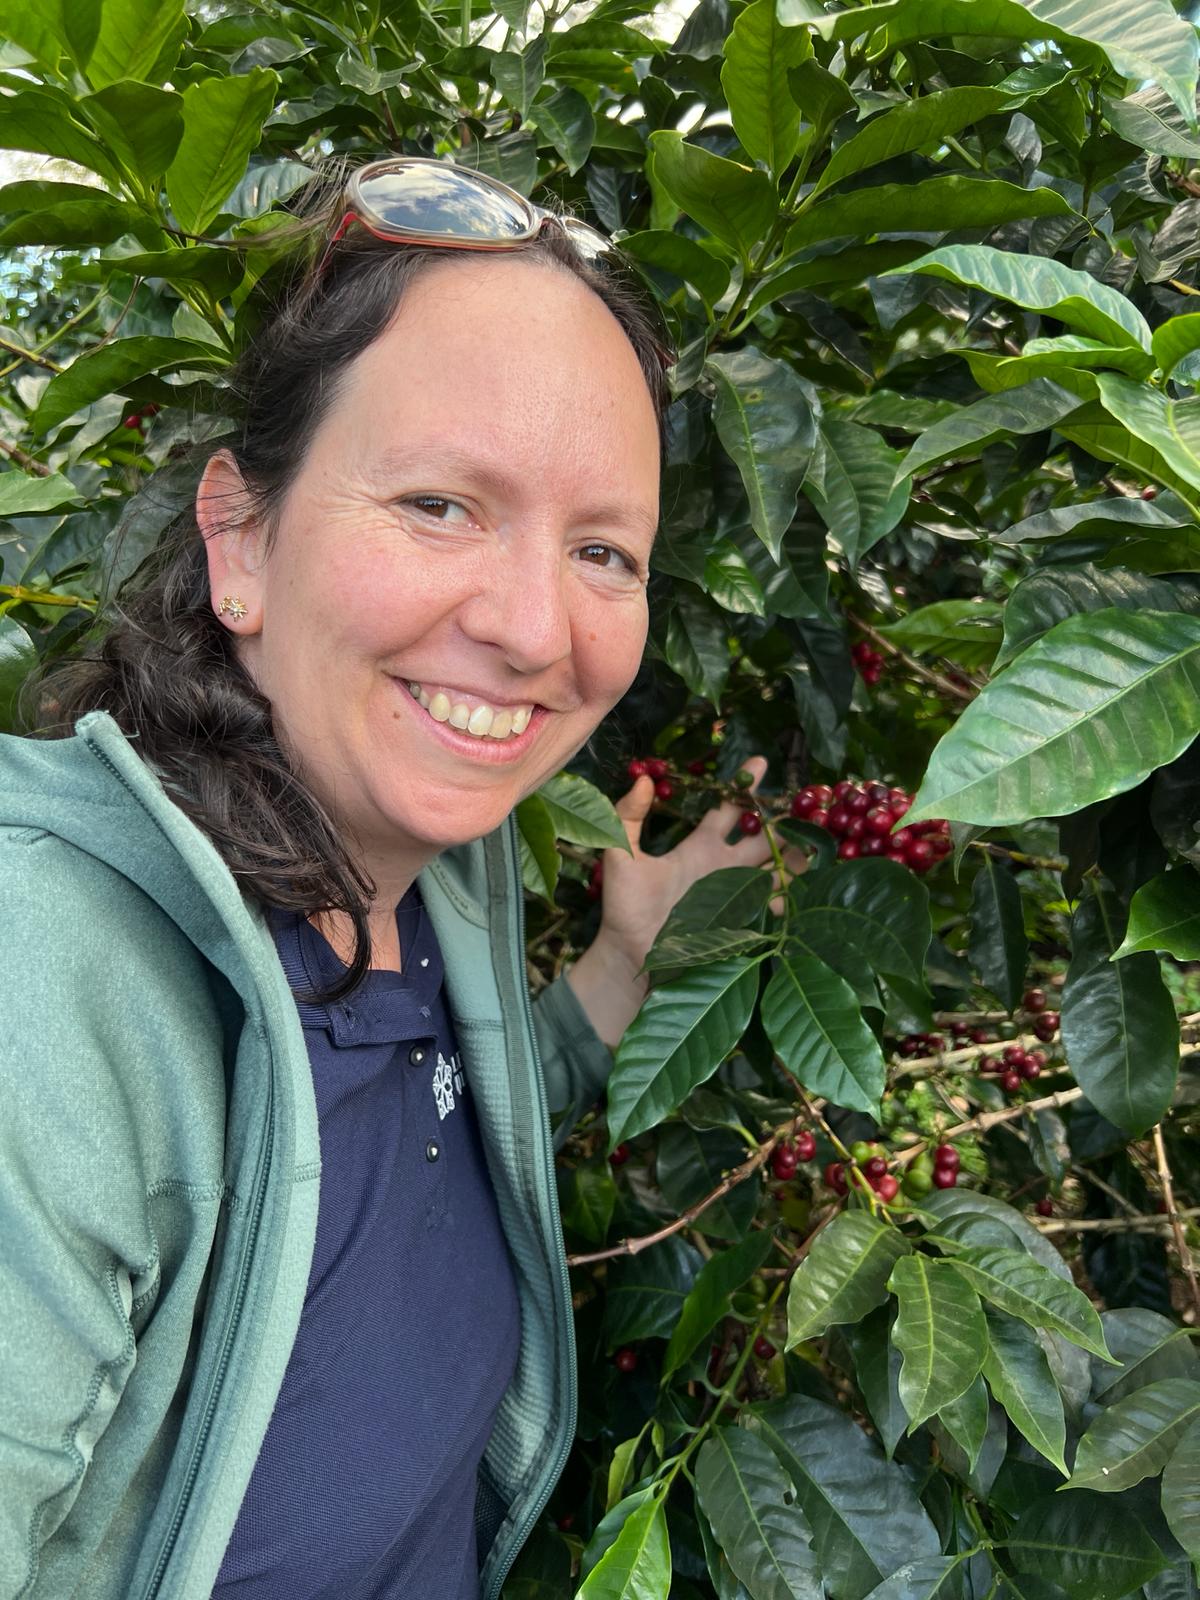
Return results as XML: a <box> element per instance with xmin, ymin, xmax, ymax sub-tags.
<box><xmin>457</xmin><ymin>536</ymin><xmax>574</xmax><ymax>677</ymax></box>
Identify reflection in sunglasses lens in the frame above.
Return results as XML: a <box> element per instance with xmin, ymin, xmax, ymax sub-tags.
<box><xmin>360</xmin><ymin>165</ymin><xmax>531</xmax><ymax>239</ymax></box>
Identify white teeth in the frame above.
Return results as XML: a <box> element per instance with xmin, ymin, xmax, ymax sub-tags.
<box><xmin>406</xmin><ymin>681</ymin><xmax>534</xmax><ymax>741</ymax></box>
<box><xmin>448</xmin><ymin>702</ymin><xmax>471</xmax><ymax>730</ymax></box>
<box><xmin>408</xmin><ymin>682</ymin><xmax>421</xmax><ymax>696</ymax></box>
<box><xmin>510</xmin><ymin>707</ymin><xmax>531</xmax><ymax>734</ymax></box>
<box><xmin>467</xmin><ymin>704</ymin><xmax>494</xmax><ymax>736</ymax></box>
<box><xmin>427</xmin><ymin>692</ymin><xmax>450</xmax><ymax>722</ymax></box>
<box><xmin>488</xmin><ymin>710</ymin><xmax>513</xmax><ymax>739</ymax></box>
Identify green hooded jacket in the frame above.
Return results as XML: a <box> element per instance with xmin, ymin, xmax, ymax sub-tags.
<box><xmin>0</xmin><ymin>708</ymin><xmax>613</xmax><ymax>1600</ymax></box>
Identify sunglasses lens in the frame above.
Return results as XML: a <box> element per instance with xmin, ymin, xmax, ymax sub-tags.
<box><xmin>357</xmin><ymin>163</ymin><xmax>534</xmax><ymax>241</ymax></box>
<box><xmin>561</xmin><ymin>217</ymin><xmax>617</xmax><ymax>264</ymax></box>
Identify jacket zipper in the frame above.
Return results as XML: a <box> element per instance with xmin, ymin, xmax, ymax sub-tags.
<box><xmin>481</xmin><ymin>818</ymin><xmax>579</xmax><ymax>1600</ymax></box>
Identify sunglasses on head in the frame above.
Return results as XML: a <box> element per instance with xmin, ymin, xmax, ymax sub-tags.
<box><xmin>324</xmin><ymin>155</ymin><xmax>615</xmax><ymax>265</ymax></box>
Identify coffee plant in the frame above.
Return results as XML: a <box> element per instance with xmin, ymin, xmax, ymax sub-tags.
<box><xmin>5</xmin><ymin>0</ymin><xmax>1200</xmax><ymax>1595</ymax></box>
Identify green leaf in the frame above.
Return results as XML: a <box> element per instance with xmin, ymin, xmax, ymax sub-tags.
<box><xmin>996</xmin><ymin>565</ymin><xmax>1200</xmax><ymax>670</ymax></box>
<box><xmin>644</xmin><ymin>928</ymin><xmax>774</xmax><ymax>976</ymax></box>
<box><xmin>0</xmin><ymin>88</ymin><xmax>119</xmax><ymax>185</ymax></box>
<box><xmin>607</xmin><ymin>1424</ymin><xmax>649</xmax><ymax>1514</ymax></box>
<box><xmin>748</xmin><ymin>1394</ymin><xmax>942</xmax><ymax>1597</ymax></box>
<box><xmin>655</xmin><ymin>1123</ymin><xmax>760</xmax><ymax>1242</ymax></box>
<box><xmin>788</xmin><ymin>858</ymin><xmax>932</xmax><ymax>992</ymax></box>
<box><xmin>654</xmin><ymin>867</ymin><xmax>774</xmax><ymax>939</ymax></box>
<box><xmin>166</xmin><ymin>68</ymin><xmax>279</xmax><ymax>235</ymax></box>
<box><xmin>559</xmin><ymin>1160</ymin><xmax>616</xmax><ymax>1246</ymax></box>
<box><xmin>1117</xmin><ymin>868</ymin><xmax>1200</xmax><ymax>959</ymax></box>
<box><xmin>888</xmin><ymin>1254</ymin><xmax>988</xmax><ymax>1429</ymax></box>
<box><xmin>1007</xmin><ymin>1489</ymin><xmax>1167</xmax><ymax>1599</ymax></box>
<box><xmin>85</xmin><ymin>0</ymin><xmax>184</xmax><ymax>88</ymax></box>
<box><xmin>32</xmin><ymin>336</ymin><xmax>226</xmax><ymax>438</ymax></box>
<box><xmin>1162</xmin><ymin>1418</ymin><xmax>1200</xmax><ymax>1565</ymax></box>
<box><xmin>695</xmin><ymin>1428</ymin><xmax>821</xmax><ymax>1600</ymax></box>
<box><xmin>528</xmin><ymin>86</ymin><xmax>594</xmax><ymax>174</ymax></box>
<box><xmin>1067</xmin><ymin>1377</ymin><xmax>1200</xmax><ymax>1492</ymax></box>
<box><xmin>982</xmin><ymin>1312</ymin><xmax>1068</xmax><ymax>1476</ymax></box>
<box><xmin>577</xmin><ymin>1492</ymin><xmax>672</xmax><ymax>1600</ymax></box>
<box><xmin>1091</xmin><ymin>374</ymin><xmax>1200</xmax><ymax>497</ymax></box>
<box><xmin>648</xmin><ymin>131</ymin><xmax>777</xmax><ymax>259</ymax></box>
<box><xmin>704</xmin><ymin>541</ymin><xmax>767</xmax><ymax>616</ymax></box>
<box><xmin>897</xmin><ymin>379</ymin><xmax>1085</xmax><ymax>480</ymax></box>
<box><xmin>846</xmin><ymin>1308</ymin><xmax>908</xmax><ymax>1460</ymax></box>
<box><xmin>859</xmin><ymin>1558</ymin><xmax>963</xmax><ymax>1600</ymax></box>
<box><xmin>786</xmin><ymin>177</ymin><xmax>1075</xmax><ymax>253</ymax></box>
<box><xmin>1105</xmin><ymin>82</ymin><xmax>1200</xmax><ymax>159</ymax></box>
<box><xmin>1152</xmin><ymin>314</ymin><xmax>1200</xmax><ymax>381</ymax></box>
<box><xmin>805</xmin><ymin>420</ymin><xmax>908</xmax><ymax>569</ymax></box>
<box><xmin>1094</xmin><ymin>1308</ymin><xmax>1200</xmax><ymax>1403</ymax></box>
<box><xmin>996</xmin><ymin>496</ymin><xmax>1192</xmax><ymax>548</ymax></box>
<box><xmin>619</xmin><ymin>230</ymin><xmax>731</xmax><ymax>308</ymax></box>
<box><xmin>965</xmin><ymin>336</ymin><xmax>1156</xmax><ymax>391</ymax></box>
<box><xmin>663</xmin><ymin>1229</ymin><xmax>778</xmax><ymax>1377</ymax></box>
<box><xmin>906</xmin><ymin>609</ymin><xmax>1200</xmax><ymax>828</ymax></box>
<box><xmin>882</xmin><ymin>244</ymin><xmax>1152</xmax><ymax>352</ymax></box>
<box><xmin>1062</xmin><ymin>879</ymin><xmax>1179</xmax><ymax>1135</ymax></box>
<box><xmin>0</xmin><ymin>181</ymin><xmax>140</xmax><ymax>248</ymax></box>
<box><xmin>491</xmin><ymin>37</ymin><xmax>546</xmax><ymax>119</ymax></box>
<box><xmin>879</xmin><ymin>601</ymin><xmax>1003</xmax><ymax>672</ymax></box>
<box><xmin>720</xmin><ymin>0</ymin><xmax>811</xmax><ymax>177</ymax></box>
<box><xmin>937</xmin><ymin>1376</ymin><xmax>990</xmax><ymax>1471</ymax></box>
<box><xmin>516</xmin><ymin>793</ymin><xmax>560</xmax><ymax>900</ymax></box>
<box><xmin>0</xmin><ymin>617</ymin><xmax>37</xmax><ymax>734</ymax></box>
<box><xmin>787</xmin><ymin>1212</ymin><xmax>911</xmax><ymax>1345</ymax></box>
<box><xmin>81</xmin><ymin>81</ymin><xmax>183</xmax><ymax>184</ymax></box>
<box><xmin>0</xmin><ymin>471</ymin><xmax>83</xmax><ymax>517</ymax></box>
<box><xmin>536</xmin><ymin>771</ymin><xmax>628</xmax><ymax>852</ymax></box>
<box><xmin>946</xmin><ymin>1247</ymin><xmax>1113</xmax><ymax>1361</ymax></box>
<box><xmin>606</xmin><ymin>961</ymin><xmax>761</xmax><ymax>1148</ymax></box>
<box><xmin>969</xmin><ymin>856</ymin><xmax>1027</xmax><ymax>1012</ymax></box>
<box><xmin>665</xmin><ymin>586</ymin><xmax>730</xmax><ymax>706</ymax></box>
<box><xmin>762</xmin><ymin>950</ymin><xmax>886</xmax><ymax>1116</ymax></box>
<box><xmin>606</xmin><ymin>1237</ymin><xmax>704</xmax><ymax>1347</ymax></box>
<box><xmin>706</xmin><ymin>348</ymin><xmax>820</xmax><ymax>561</ymax></box>
<box><xmin>787</xmin><ymin>58</ymin><xmax>856</xmax><ymax>138</ymax></box>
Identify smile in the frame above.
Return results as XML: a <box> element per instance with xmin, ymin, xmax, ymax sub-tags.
<box><xmin>404</xmin><ymin>682</ymin><xmax>534</xmax><ymax>741</ymax></box>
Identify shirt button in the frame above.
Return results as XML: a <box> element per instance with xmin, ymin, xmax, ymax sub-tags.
<box><xmin>409</xmin><ymin>1044</ymin><xmax>427</xmax><ymax>1067</ymax></box>
<box><xmin>426</xmin><ymin>1139</ymin><xmax>441</xmax><ymax>1162</ymax></box>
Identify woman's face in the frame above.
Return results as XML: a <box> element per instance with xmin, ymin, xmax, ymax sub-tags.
<box><xmin>205</xmin><ymin>255</ymin><xmax>661</xmax><ymax>874</ymax></box>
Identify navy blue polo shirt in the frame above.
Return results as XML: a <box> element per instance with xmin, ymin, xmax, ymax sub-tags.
<box><xmin>212</xmin><ymin>886</ymin><xmax>522</xmax><ymax>1599</ymax></box>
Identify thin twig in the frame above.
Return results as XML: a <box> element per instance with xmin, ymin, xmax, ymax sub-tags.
<box><xmin>1153</xmin><ymin>1122</ymin><xmax>1200</xmax><ymax>1321</ymax></box>
<box><xmin>1036</xmin><ymin>1207</ymin><xmax>1200</xmax><ymax>1236</ymax></box>
<box><xmin>0</xmin><ymin>332</ymin><xmax>64</xmax><ymax>373</ymax></box>
<box><xmin>890</xmin><ymin>1030</ymin><xmax>1056</xmax><ymax>1079</ymax></box>
<box><xmin>0</xmin><ymin>440</ymin><xmax>50</xmax><ymax>475</ymax></box>
<box><xmin>971</xmin><ymin>840</ymin><xmax>1068</xmax><ymax>872</ymax></box>
<box><xmin>847</xmin><ymin>611</ymin><xmax>977</xmax><ymax>703</ymax></box>
<box><xmin>893</xmin><ymin>1084</ymin><xmax>1085</xmax><ymax>1166</ymax></box>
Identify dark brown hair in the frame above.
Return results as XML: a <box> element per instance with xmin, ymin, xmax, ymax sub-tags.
<box><xmin>22</xmin><ymin>164</ymin><xmax>674</xmax><ymax>1004</ymax></box>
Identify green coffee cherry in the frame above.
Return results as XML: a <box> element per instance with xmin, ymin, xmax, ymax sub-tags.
<box><xmin>734</xmin><ymin>768</ymin><xmax>755</xmax><ymax>788</ymax></box>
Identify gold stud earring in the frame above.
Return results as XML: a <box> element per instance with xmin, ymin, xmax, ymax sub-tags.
<box><xmin>219</xmin><ymin>596</ymin><xmax>248</xmax><ymax>621</ymax></box>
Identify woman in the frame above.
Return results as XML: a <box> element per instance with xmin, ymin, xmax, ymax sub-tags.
<box><xmin>0</xmin><ymin>158</ymin><xmax>775</xmax><ymax>1599</ymax></box>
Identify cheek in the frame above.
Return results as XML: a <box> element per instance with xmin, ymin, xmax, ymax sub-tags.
<box><xmin>577</xmin><ymin>597</ymin><xmax>648</xmax><ymax>705</ymax></box>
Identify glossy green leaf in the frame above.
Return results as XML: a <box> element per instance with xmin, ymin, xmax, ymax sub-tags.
<box><xmin>606</xmin><ymin>961</ymin><xmax>761</xmax><ymax>1148</ymax></box>
<box><xmin>1105</xmin><ymin>82</ymin><xmax>1200</xmax><ymax>158</ymax></box>
<box><xmin>1117</xmin><ymin>868</ymin><xmax>1200</xmax><ymax>959</ymax></box>
<box><xmin>648</xmin><ymin>131</ymin><xmax>777</xmax><ymax>258</ymax></box>
<box><xmin>788</xmin><ymin>858</ymin><xmax>932</xmax><ymax>991</ymax></box>
<box><xmin>762</xmin><ymin>950</ymin><xmax>886</xmax><ymax>1116</ymax></box>
<box><xmin>969</xmin><ymin>856</ymin><xmax>1027</xmax><ymax>1012</ymax></box>
<box><xmin>166</xmin><ymin>68</ymin><xmax>279</xmax><ymax>234</ymax></box>
<box><xmin>996</xmin><ymin>496</ymin><xmax>1191</xmax><ymax>547</ymax></box>
<box><xmin>898</xmin><ymin>379</ymin><xmax>1085</xmax><ymax>480</ymax></box>
<box><xmin>706</xmin><ymin>348</ymin><xmax>820</xmax><ymax>561</ymax></box>
<box><xmin>653</xmin><ymin>867</ymin><xmax>774</xmax><ymax>940</ymax></box>
<box><xmin>619</xmin><ymin>230</ymin><xmax>731</xmax><ymax>307</ymax></box>
<box><xmin>643</xmin><ymin>927</ymin><xmax>773</xmax><ymax>976</ymax></box>
<box><xmin>0</xmin><ymin>617</ymin><xmax>37</xmax><ymax>734</ymax></box>
<box><xmin>696</xmin><ymin>1427</ymin><xmax>821</xmax><ymax>1600</ymax></box>
<box><xmin>490</xmin><ymin>37</ymin><xmax>546</xmax><ymax>118</ymax></box>
<box><xmin>787</xmin><ymin>58</ymin><xmax>856</xmax><ymax>136</ymax></box>
<box><xmin>965</xmin><ymin>336</ymin><xmax>1156</xmax><ymax>392</ymax></box>
<box><xmin>0</xmin><ymin>88</ymin><xmax>119</xmax><ymax>184</ymax></box>
<box><xmin>923</xmin><ymin>1189</ymin><xmax>1074</xmax><ymax>1280</ymax></box>
<box><xmin>84</xmin><ymin>0</ymin><xmax>185</xmax><ymax>88</ymax></box>
<box><xmin>1161</xmin><ymin>1418</ymin><xmax>1200</xmax><ymax>1565</ymax></box>
<box><xmin>906</xmin><ymin>609</ymin><xmax>1200</xmax><ymax>828</ymax></box>
<box><xmin>1152</xmin><ymin>314</ymin><xmax>1200</xmax><ymax>380</ymax></box>
<box><xmin>1091</xmin><ymin>374</ymin><xmax>1200</xmax><ymax>496</ymax></box>
<box><xmin>655</xmin><ymin>1123</ymin><xmax>760</xmax><ymax>1242</ymax></box>
<box><xmin>577</xmin><ymin>1492</ymin><xmax>672</xmax><ymax>1600</ymax></box>
<box><xmin>0</xmin><ymin>471</ymin><xmax>83</xmax><ymax>517</ymax></box>
<box><xmin>516</xmin><ymin>793</ymin><xmax>560</xmax><ymax>900</ymax></box>
<box><xmin>720</xmin><ymin>0</ymin><xmax>810</xmax><ymax>176</ymax></box>
<box><xmin>528</xmin><ymin>85</ymin><xmax>594</xmax><ymax>174</ymax></box>
<box><xmin>947</xmin><ymin>1247</ymin><xmax>1113</xmax><ymax>1361</ymax></box>
<box><xmin>580</xmin><ymin>1490</ymin><xmax>657</xmax><ymax>1587</ymax></box>
<box><xmin>1093</xmin><ymin>1309</ymin><xmax>1200</xmax><ymax>1404</ymax></box>
<box><xmin>982</xmin><ymin>1312</ymin><xmax>1068</xmax><ymax>1475</ymax></box>
<box><xmin>787</xmin><ymin>1212</ymin><xmax>911</xmax><ymax>1345</ymax></box>
<box><xmin>606</xmin><ymin>1425</ymin><xmax>650</xmax><ymax>1514</ymax></box>
<box><xmin>1007</xmin><ymin>1490</ymin><xmax>1166</xmax><ymax>1599</ymax></box>
<box><xmin>786</xmin><ymin>176</ymin><xmax>1074</xmax><ymax>253</ymax></box>
<box><xmin>81</xmin><ymin>81</ymin><xmax>183</xmax><ymax>184</ymax></box>
<box><xmin>997</xmin><ymin>565</ymin><xmax>1200</xmax><ymax>670</ymax></box>
<box><xmin>882</xmin><ymin>244</ymin><xmax>1152</xmax><ymax>351</ymax></box>
<box><xmin>1062</xmin><ymin>879</ymin><xmax>1179</xmax><ymax>1135</ymax></box>
<box><xmin>559</xmin><ymin>1160</ymin><xmax>616</xmax><ymax>1246</ymax></box>
<box><xmin>937</xmin><ymin>1376</ymin><xmax>990</xmax><ymax>1471</ymax></box>
<box><xmin>860</xmin><ymin>1558</ymin><xmax>964</xmax><ymax>1600</ymax></box>
<box><xmin>879</xmin><ymin>601</ymin><xmax>1003</xmax><ymax>672</ymax></box>
<box><xmin>605</xmin><ymin>1237</ymin><xmax>704</xmax><ymax>1347</ymax></box>
<box><xmin>32</xmin><ymin>336</ymin><xmax>226</xmax><ymax>438</ymax></box>
<box><xmin>704</xmin><ymin>542</ymin><xmax>767</xmax><ymax>616</ymax></box>
<box><xmin>665</xmin><ymin>586</ymin><xmax>730</xmax><ymax>707</ymax></box>
<box><xmin>889</xmin><ymin>1254</ymin><xmax>988</xmax><ymax>1429</ymax></box>
<box><xmin>805</xmin><ymin>420</ymin><xmax>908</xmax><ymax>568</ymax></box>
<box><xmin>749</xmin><ymin>1395</ymin><xmax>942</xmax><ymax>1598</ymax></box>
<box><xmin>663</xmin><ymin>1229</ymin><xmax>777</xmax><ymax>1376</ymax></box>
<box><xmin>0</xmin><ymin>181</ymin><xmax>140</xmax><ymax>248</ymax></box>
<box><xmin>1068</xmin><ymin>1377</ymin><xmax>1200</xmax><ymax>1492</ymax></box>
<box><xmin>846</xmin><ymin>1308</ymin><xmax>908</xmax><ymax>1461</ymax></box>
<box><xmin>536</xmin><ymin>771</ymin><xmax>628</xmax><ymax>852</ymax></box>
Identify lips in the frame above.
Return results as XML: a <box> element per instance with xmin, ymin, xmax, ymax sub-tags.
<box><xmin>404</xmin><ymin>681</ymin><xmax>534</xmax><ymax>741</ymax></box>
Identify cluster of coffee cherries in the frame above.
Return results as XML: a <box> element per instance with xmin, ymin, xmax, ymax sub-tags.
<box><xmin>822</xmin><ymin>1140</ymin><xmax>901</xmax><ymax>1202</ymax></box>
<box><xmin>769</xmin><ymin>1129</ymin><xmax>817</xmax><ymax>1180</ymax></box>
<box><xmin>851</xmin><ymin>640</ymin><xmax>887</xmax><ymax>687</ymax></box>
<box><xmin>121</xmin><ymin>402</ymin><xmax>160</xmax><ymax>434</ymax></box>
<box><xmin>791</xmin><ymin>779</ymin><xmax>952</xmax><ymax>871</ymax></box>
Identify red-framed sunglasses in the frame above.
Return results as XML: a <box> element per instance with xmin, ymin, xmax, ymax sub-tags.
<box><xmin>324</xmin><ymin>155</ymin><xmax>614</xmax><ymax>264</ymax></box>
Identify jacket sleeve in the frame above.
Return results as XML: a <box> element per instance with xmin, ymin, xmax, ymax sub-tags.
<box><xmin>0</xmin><ymin>829</ymin><xmax>168</xmax><ymax>1595</ymax></box>
<box><xmin>530</xmin><ymin>972</ymin><xmax>614</xmax><ymax>1152</ymax></box>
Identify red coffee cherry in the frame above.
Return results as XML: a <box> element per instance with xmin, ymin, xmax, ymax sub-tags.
<box><xmin>771</xmin><ymin>1144</ymin><xmax>798</xmax><ymax>1180</ymax></box>
<box><xmin>738</xmin><ymin>811</ymin><xmax>763</xmax><ymax>836</ymax></box>
<box><xmin>864</xmin><ymin>1155</ymin><xmax>889</xmax><ymax>1181</ymax></box>
<box><xmin>838</xmin><ymin>839</ymin><xmax>861</xmax><ymax>860</ymax></box>
<box><xmin>1036</xmin><ymin>1196</ymin><xmax>1054</xmax><ymax>1217</ymax></box>
<box><xmin>791</xmin><ymin>789</ymin><xmax>818</xmax><ymax>817</ymax></box>
<box><xmin>876</xmin><ymin>1174</ymin><xmax>900</xmax><ymax>1202</ymax></box>
<box><xmin>654</xmin><ymin>778</ymin><xmax>674</xmax><ymax>801</ymax></box>
<box><xmin>824</xmin><ymin>1161</ymin><xmax>848</xmax><ymax>1195</ymax></box>
<box><xmin>614</xmin><ymin>1346</ymin><xmax>638</xmax><ymax>1373</ymax></box>
<box><xmin>932</xmin><ymin>1166</ymin><xmax>958</xmax><ymax>1189</ymax></box>
<box><xmin>794</xmin><ymin>1130</ymin><xmax>817</xmax><ymax>1162</ymax></box>
<box><xmin>1001</xmin><ymin>1070</ymin><xmax>1022</xmax><ymax>1093</ymax></box>
<box><xmin>1023</xmin><ymin>987</ymin><xmax>1048</xmax><ymax>1013</ymax></box>
<box><xmin>609</xmin><ymin>1143</ymin><xmax>630</xmax><ymax>1167</ymax></box>
<box><xmin>933</xmin><ymin>1144</ymin><xmax>959</xmax><ymax>1172</ymax></box>
<box><xmin>754</xmin><ymin>1335</ymin><xmax>777</xmax><ymax>1360</ymax></box>
<box><xmin>627</xmin><ymin>758</ymin><xmax>648</xmax><ymax>779</ymax></box>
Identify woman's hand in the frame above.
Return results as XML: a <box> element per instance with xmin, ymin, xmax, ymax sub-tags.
<box><xmin>565</xmin><ymin>755</ymin><xmax>787</xmax><ymax>1049</ymax></box>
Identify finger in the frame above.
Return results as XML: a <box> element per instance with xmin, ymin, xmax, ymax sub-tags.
<box><xmin>612</xmin><ymin>774</ymin><xmax>655</xmax><ymax>853</ymax></box>
<box><xmin>696</xmin><ymin>754</ymin><xmax>770</xmax><ymax>839</ymax></box>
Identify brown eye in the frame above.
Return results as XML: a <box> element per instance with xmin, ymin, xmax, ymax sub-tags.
<box><xmin>578</xmin><ymin>543</ymin><xmax>632</xmax><ymax>571</ymax></box>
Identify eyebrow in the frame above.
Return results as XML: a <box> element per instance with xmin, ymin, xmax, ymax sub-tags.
<box><xmin>369</xmin><ymin>445</ymin><xmax>660</xmax><ymax>539</ymax></box>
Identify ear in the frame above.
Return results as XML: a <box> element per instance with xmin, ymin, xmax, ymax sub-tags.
<box><xmin>197</xmin><ymin>448</ymin><xmax>267</xmax><ymax>633</ymax></box>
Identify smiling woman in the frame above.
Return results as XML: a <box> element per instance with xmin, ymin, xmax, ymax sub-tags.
<box><xmin>0</xmin><ymin>158</ymin><xmax>779</xmax><ymax>1600</ymax></box>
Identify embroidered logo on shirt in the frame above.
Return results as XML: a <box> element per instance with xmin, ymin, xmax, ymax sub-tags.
<box><xmin>433</xmin><ymin>1053</ymin><xmax>456</xmax><ymax>1120</ymax></box>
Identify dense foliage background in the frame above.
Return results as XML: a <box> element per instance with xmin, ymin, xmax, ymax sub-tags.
<box><xmin>5</xmin><ymin>0</ymin><xmax>1200</xmax><ymax>1595</ymax></box>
